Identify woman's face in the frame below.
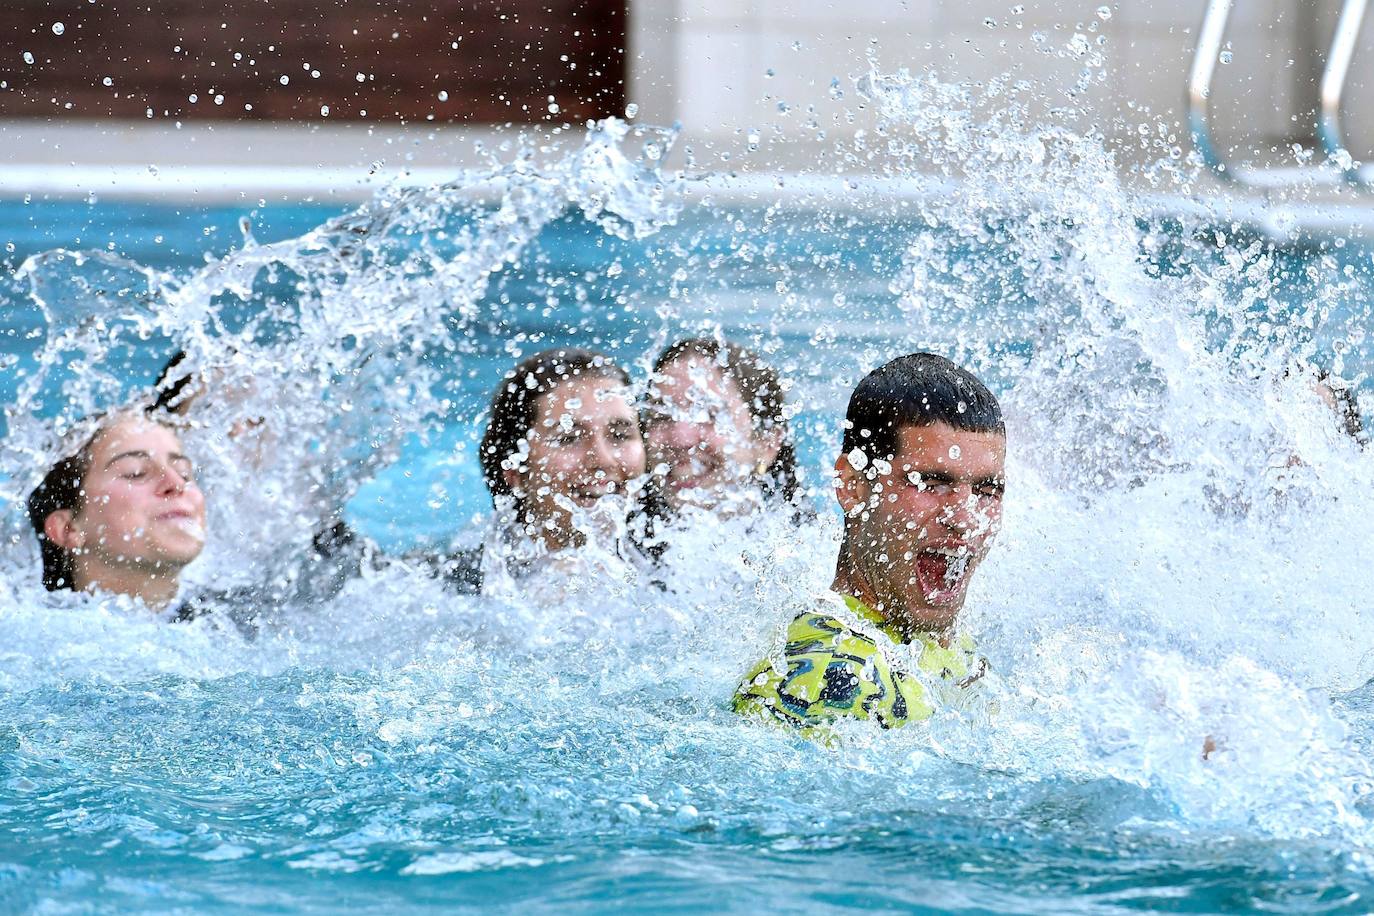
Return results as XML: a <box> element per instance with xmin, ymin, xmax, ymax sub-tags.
<box><xmin>62</xmin><ymin>417</ymin><xmax>207</xmax><ymax>575</ymax></box>
<box><xmin>505</xmin><ymin>375</ymin><xmax>646</xmax><ymax>547</ymax></box>
<box><xmin>643</xmin><ymin>355</ymin><xmax>780</xmax><ymax>512</ymax></box>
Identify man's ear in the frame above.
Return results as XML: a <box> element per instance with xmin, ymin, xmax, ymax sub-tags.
<box><xmin>833</xmin><ymin>453</ymin><xmax>869</xmax><ymax>516</ymax></box>
<box><xmin>43</xmin><ymin>509</ymin><xmax>84</xmax><ymax>551</ymax></box>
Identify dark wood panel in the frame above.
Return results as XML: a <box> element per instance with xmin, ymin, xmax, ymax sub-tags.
<box><xmin>0</xmin><ymin>1</ymin><xmax>626</xmax><ymax>122</ymax></box>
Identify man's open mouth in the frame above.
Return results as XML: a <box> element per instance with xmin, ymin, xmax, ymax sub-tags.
<box><xmin>914</xmin><ymin>548</ymin><xmax>971</xmax><ymax>605</ymax></box>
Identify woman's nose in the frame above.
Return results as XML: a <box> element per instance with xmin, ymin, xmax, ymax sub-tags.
<box><xmin>663</xmin><ymin>419</ymin><xmax>707</xmax><ymax>449</ymax></box>
<box><xmin>155</xmin><ymin>464</ymin><xmax>189</xmax><ymax>495</ymax></box>
<box><xmin>589</xmin><ymin>434</ymin><xmax>620</xmax><ymax>469</ymax></box>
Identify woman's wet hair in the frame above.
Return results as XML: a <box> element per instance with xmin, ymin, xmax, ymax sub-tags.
<box><xmin>151</xmin><ymin>350</ymin><xmax>195</xmax><ymax>415</ymax></box>
<box><xmin>651</xmin><ymin>337</ymin><xmax>801</xmax><ymax>503</ymax></box>
<box><xmin>1315</xmin><ymin>369</ymin><xmax>1366</xmax><ymax>445</ymax></box>
<box><xmin>478</xmin><ymin>347</ymin><xmax>632</xmax><ymax>509</ymax></box>
<box><xmin>841</xmin><ymin>352</ymin><xmax>1005</xmax><ymax>463</ymax></box>
<box><xmin>26</xmin><ymin>429</ymin><xmax>102</xmax><ymax>591</ymax></box>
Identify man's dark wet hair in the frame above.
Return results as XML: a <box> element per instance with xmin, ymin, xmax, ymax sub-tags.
<box><xmin>650</xmin><ymin>337</ymin><xmax>801</xmax><ymax>503</ymax></box>
<box><xmin>26</xmin><ymin>431</ymin><xmax>101</xmax><ymax>591</ymax></box>
<box><xmin>479</xmin><ymin>347</ymin><xmax>633</xmax><ymax>510</ymax></box>
<box><xmin>841</xmin><ymin>352</ymin><xmax>1005</xmax><ymax>463</ymax></box>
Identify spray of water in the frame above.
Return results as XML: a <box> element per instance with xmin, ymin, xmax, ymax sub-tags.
<box><xmin>3</xmin><ymin>51</ymin><xmax>1374</xmax><ymax>907</ymax></box>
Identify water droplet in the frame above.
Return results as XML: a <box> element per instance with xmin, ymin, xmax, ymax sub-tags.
<box><xmin>279</xmin><ymin>75</ymin><xmax>289</xmax><ymax>85</ymax></box>
<box><xmin>213</xmin><ymin>94</ymin><xmax>224</xmax><ymax>105</ymax></box>
<box><xmin>21</xmin><ymin>51</ymin><xmax>34</xmax><ymax>65</ymax></box>
<box><xmin>624</xmin><ymin>102</ymin><xmax>638</xmax><ymax>118</ymax></box>
<box><xmin>320</xmin><ymin>104</ymin><xmax>330</xmax><ymax>116</ymax></box>
<box><xmin>51</xmin><ymin>22</ymin><xmax>65</xmax><ymax>35</ymax></box>
<box><xmin>355</xmin><ymin>72</ymin><xmax>366</xmax><ymax>83</ymax></box>
<box><xmin>1096</xmin><ymin>5</ymin><xmax>1112</xmax><ymax>20</ymax></box>
<box><xmin>437</xmin><ymin>90</ymin><xmax>449</xmax><ymax>102</ymax></box>
<box><xmin>310</xmin><ymin>69</ymin><xmax>320</xmax><ymax>79</ymax></box>
<box><xmin>984</xmin><ymin>17</ymin><xmax>997</xmax><ymax>28</ymax></box>
<box><xmin>188</xmin><ymin>93</ymin><xmax>198</xmax><ymax>103</ymax></box>
<box><xmin>101</xmin><ymin>76</ymin><xmax>113</xmax><ymax>87</ymax></box>
<box><xmin>764</xmin><ymin>68</ymin><xmax>775</xmax><ymax>78</ymax></box>
<box><xmin>1219</xmin><ymin>49</ymin><xmax>1233</xmax><ymax>64</ymax></box>
<box><xmin>547</xmin><ymin>101</ymin><xmax>560</xmax><ymax>114</ymax></box>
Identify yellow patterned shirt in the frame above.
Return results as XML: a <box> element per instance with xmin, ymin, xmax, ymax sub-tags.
<box><xmin>733</xmin><ymin>593</ymin><xmax>986</xmax><ymax>741</ymax></box>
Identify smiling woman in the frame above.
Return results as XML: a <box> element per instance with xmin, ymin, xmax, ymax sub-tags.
<box><xmin>480</xmin><ymin>347</ymin><xmax>644</xmax><ymax>552</ymax></box>
<box><xmin>26</xmin><ymin>412</ymin><xmax>206</xmax><ymax>611</ymax></box>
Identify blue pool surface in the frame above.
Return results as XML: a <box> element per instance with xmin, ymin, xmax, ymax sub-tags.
<box><xmin>3</xmin><ymin>181</ymin><xmax>1374</xmax><ymax>916</ymax></box>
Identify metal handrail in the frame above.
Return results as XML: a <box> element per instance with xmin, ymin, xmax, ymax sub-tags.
<box><xmin>1188</xmin><ymin>0</ymin><xmax>1355</xmax><ymax>188</ymax></box>
<box><xmin>1187</xmin><ymin>0</ymin><xmax>1236</xmax><ymax>180</ymax></box>
<box><xmin>1318</xmin><ymin>0</ymin><xmax>1370</xmax><ymax>184</ymax></box>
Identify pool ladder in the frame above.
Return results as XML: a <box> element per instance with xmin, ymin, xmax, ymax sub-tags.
<box><xmin>1189</xmin><ymin>0</ymin><xmax>1371</xmax><ymax>187</ymax></box>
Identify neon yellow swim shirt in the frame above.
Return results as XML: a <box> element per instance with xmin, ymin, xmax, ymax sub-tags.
<box><xmin>733</xmin><ymin>593</ymin><xmax>986</xmax><ymax>741</ymax></box>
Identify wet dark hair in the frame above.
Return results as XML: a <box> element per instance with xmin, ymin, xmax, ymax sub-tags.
<box><xmin>841</xmin><ymin>352</ymin><xmax>1005</xmax><ymax>463</ymax></box>
<box><xmin>26</xmin><ymin>430</ymin><xmax>102</xmax><ymax>591</ymax></box>
<box><xmin>1315</xmin><ymin>370</ymin><xmax>1366</xmax><ymax>445</ymax></box>
<box><xmin>478</xmin><ymin>347</ymin><xmax>633</xmax><ymax>511</ymax></box>
<box><xmin>151</xmin><ymin>350</ymin><xmax>194</xmax><ymax>415</ymax></box>
<box><xmin>649</xmin><ymin>337</ymin><xmax>800</xmax><ymax>503</ymax></box>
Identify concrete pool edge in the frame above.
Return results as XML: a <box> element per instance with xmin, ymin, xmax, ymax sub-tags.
<box><xmin>4</xmin><ymin>160</ymin><xmax>1374</xmax><ymax>243</ymax></box>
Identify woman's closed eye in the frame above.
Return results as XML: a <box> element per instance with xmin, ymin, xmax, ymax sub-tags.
<box><xmin>111</xmin><ymin>458</ymin><xmax>152</xmax><ymax>480</ymax></box>
<box><xmin>608</xmin><ymin>421</ymin><xmax>639</xmax><ymax>443</ymax></box>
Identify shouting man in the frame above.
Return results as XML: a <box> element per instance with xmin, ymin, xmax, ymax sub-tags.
<box><xmin>734</xmin><ymin>352</ymin><xmax>1006</xmax><ymax>739</ymax></box>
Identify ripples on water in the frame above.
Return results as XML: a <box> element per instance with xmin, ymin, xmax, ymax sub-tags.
<box><xmin>3</xmin><ymin>71</ymin><xmax>1374</xmax><ymax>912</ymax></box>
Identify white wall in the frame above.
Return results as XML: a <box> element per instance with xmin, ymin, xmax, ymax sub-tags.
<box><xmin>628</xmin><ymin>0</ymin><xmax>1368</xmax><ymax>174</ymax></box>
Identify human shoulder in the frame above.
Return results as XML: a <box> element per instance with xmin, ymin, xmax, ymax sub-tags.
<box><xmin>733</xmin><ymin>595</ymin><xmax>914</xmax><ymax>736</ymax></box>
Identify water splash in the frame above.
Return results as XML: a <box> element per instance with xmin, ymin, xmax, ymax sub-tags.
<box><xmin>3</xmin><ymin>62</ymin><xmax>1374</xmax><ymax>909</ymax></box>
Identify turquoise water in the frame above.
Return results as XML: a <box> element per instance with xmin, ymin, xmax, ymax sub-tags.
<box><xmin>4</xmin><ymin>106</ymin><xmax>1374</xmax><ymax>913</ymax></box>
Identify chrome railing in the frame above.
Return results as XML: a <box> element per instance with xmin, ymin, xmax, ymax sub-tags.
<box><xmin>1318</xmin><ymin>0</ymin><xmax>1370</xmax><ymax>184</ymax></box>
<box><xmin>1189</xmin><ymin>0</ymin><xmax>1369</xmax><ymax>188</ymax></box>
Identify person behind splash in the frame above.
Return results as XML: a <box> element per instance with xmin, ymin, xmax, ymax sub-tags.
<box><xmin>151</xmin><ymin>350</ymin><xmax>366</xmax><ymax>603</ymax></box>
<box><xmin>638</xmin><ymin>337</ymin><xmax>805</xmax><ymax>556</ymax></box>
<box><xmin>734</xmin><ymin>352</ymin><xmax>1005</xmax><ymax>740</ymax></box>
<box><xmin>27</xmin><ymin>410</ymin><xmax>208</xmax><ymax>619</ymax></box>
<box><xmin>434</xmin><ymin>347</ymin><xmax>649</xmax><ymax>595</ymax></box>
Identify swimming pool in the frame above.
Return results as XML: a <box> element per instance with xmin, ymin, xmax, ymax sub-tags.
<box><xmin>4</xmin><ymin>98</ymin><xmax>1374</xmax><ymax>912</ymax></box>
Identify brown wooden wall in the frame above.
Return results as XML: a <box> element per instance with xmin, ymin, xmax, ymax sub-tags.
<box><xmin>0</xmin><ymin>1</ymin><xmax>626</xmax><ymax>123</ymax></box>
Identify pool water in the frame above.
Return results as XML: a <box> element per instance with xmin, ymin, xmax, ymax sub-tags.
<box><xmin>4</xmin><ymin>89</ymin><xmax>1374</xmax><ymax>913</ymax></box>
